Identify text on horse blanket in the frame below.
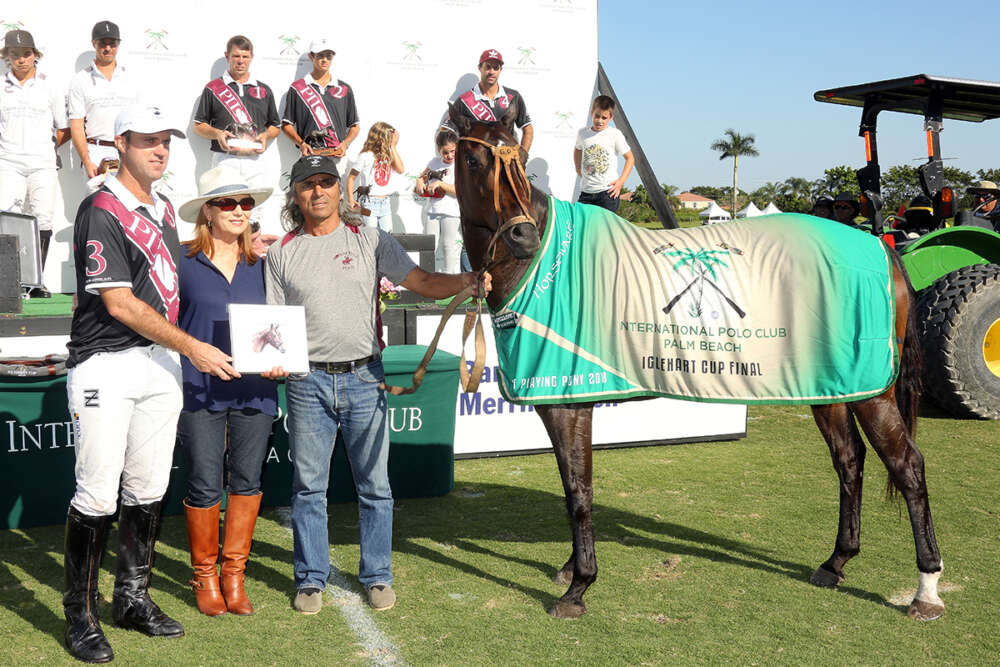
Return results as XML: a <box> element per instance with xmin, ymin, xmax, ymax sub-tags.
<box><xmin>490</xmin><ymin>198</ymin><xmax>899</xmax><ymax>405</ymax></box>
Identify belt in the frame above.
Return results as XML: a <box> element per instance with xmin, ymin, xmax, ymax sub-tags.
<box><xmin>309</xmin><ymin>354</ymin><xmax>379</xmax><ymax>374</ymax></box>
<box><xmin>87</xmin><ymin>138</ymin><xmax>116</xmax><ymax>147</ymax></box>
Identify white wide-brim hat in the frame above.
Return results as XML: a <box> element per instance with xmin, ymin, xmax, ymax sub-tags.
<box><xmin>179</xmin><ymin>166</ymin><xmax>273</xmax><ymax>222</ymax></box>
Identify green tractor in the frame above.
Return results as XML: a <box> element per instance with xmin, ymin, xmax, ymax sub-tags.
<box><xmin>815</xmin><ymin>74</ymin><xmax>1000</xmax><ymax>419</ymax></box>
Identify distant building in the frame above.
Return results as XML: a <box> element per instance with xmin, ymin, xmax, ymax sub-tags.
<box><xmin>678</xmin><ymin>192</ymin><xmax>715</xmax><ymax>210</ymax></box>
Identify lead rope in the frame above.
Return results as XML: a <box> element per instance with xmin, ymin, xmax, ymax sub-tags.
<box><xmin>380</xmin><ymin>274</ymin><xmax>487</xmax><ymax>396</ymax></box>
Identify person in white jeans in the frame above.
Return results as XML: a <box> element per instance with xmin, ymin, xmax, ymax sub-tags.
<box><xmin>415</xmin><ymin>129</ymin><xmax>463</xmax><ymax>273</ymax></box>
<box><xmin>62</xmin><ymin>105</ymin><xmax>237</xmax><ymax>664</ymax></box>
<box><xmin>0</xmin><ymin>29</ymin><xmax>70</xmax><ymax>298</ymax></box>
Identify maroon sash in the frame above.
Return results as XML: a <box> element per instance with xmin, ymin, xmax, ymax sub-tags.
<box><xmin>93</xmin><ymin>192</ymin><xmax>179</xmax><ymax>324</ymax></box>
<box><xmin>459</xmin><ymin>89</ymin><xmax>511</xmax><ymax>122</ymax></box>
<box><xmin>206</xmin><ymin>78</ymin><xmax>253</xmax><ymax>126</ymax></box>
<box><xmin>290</xmin><ymin>79</ymin><xmax>339</xmax><ymax>148</ymax></box>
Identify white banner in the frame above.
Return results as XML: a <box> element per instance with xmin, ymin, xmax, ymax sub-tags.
<box><xmin>415</xmin><ymin>313</ymin><xmax>747</xmax><ymax>456</ymax></box>
<box><xmin>9</xmin><ymin>0</ymin><xmax>599</xmax><ymax>292</ymax></box>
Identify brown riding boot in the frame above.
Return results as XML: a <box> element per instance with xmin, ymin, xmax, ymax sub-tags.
<box><xmin>184</xmin><ymin>500</ymin><xmax>227</xmax><ymax>616</ymax></box>
<box><xmin>220</xmin><ymin>493</ymin><xmax>262</xmax><ymax>615</ymax></box>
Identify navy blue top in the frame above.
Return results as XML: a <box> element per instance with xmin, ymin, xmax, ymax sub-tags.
<box><xmin>178</xmin><ymin>249</ymin><xmax>278</xmax><ymax>415</ymax></box>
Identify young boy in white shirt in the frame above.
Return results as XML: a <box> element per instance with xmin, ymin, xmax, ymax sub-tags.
<box><xmin>573</xmin><ymin>95</ymin><xmax>634</xmax><ymax>213</ymax></box>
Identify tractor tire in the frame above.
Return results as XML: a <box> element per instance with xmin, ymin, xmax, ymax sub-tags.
<box><xmin>916</xmin><ymin>263</ymin><xmax>1000</xmax><ymax>419</ymax></box>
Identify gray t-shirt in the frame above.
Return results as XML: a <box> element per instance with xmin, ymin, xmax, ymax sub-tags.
<box><xmin>266</xmin><ymin>223</ymin><xmax>416</xmax><ymax>362</ymax></box>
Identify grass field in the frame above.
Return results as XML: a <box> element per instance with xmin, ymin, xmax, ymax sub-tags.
<box><xmin>1</xmin><ymin>404</ymin><xmax>997</xmax><ymax>665</ymax></box>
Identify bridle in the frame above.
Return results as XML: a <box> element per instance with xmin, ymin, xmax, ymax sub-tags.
<box><xmin>459</xmin><ymin>135</ymin><xmax>538</xmax><ymax>267</ymax></box>
<box><xmin>383</xmin><ymin>133</ymin><xmax>538</xmax><ymax>398</ymax></box>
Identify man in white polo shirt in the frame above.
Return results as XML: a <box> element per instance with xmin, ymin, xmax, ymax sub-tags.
<box><xmin>0</xmin><ymin>29</ymin><xmax>70</xmax><ymax>298</ymax></box>
<box><xmin>68</xmin><ymin>20</ymin><xmax>140</xmax><ymax>191</ymax></box>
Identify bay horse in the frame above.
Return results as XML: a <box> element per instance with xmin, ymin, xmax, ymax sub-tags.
<box><xmin>447</xmin><ymin>103</ymin><xmax>944</xmax><ymax>620</ymax></box>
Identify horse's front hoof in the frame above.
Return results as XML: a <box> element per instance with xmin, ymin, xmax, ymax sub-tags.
<box><xmin>809</xmin><ymin>566</ymin><xmax>844</xmax><ymax>588</ymax></box>
<box><xmin>907</xmin><ymin>598</ymin><xmax>944</xmax><ymax>621</ymax></box>
<box><xmin>548</xmin><ymin>600</ymin><xmax>586</xmax><ymax>619</ymax></box>
<box><xmin>552</xmin><ymin>568</ymin><xmax>573</xmax><ymax>586</ymax></box>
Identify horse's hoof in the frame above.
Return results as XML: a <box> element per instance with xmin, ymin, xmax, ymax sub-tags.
<box><xmin>907</xmin><ymin>599</ymin><xmax>944</xmax><ymax>621</ymax></box>
<box><xmin>552</xmin><ymin>569</ymin><xmax>573</xmax><ymax>586</ymax></box>
<box><xmin>548</xmin><ymin>601</ymin><xmax>586</xmax><ymax>619</ymax></box>
<box><xmin>809</xmin><ymin>566</ymin><xmax>844</xmax><ymax>588</ymax></box>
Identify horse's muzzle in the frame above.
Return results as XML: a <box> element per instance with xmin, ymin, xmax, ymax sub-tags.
<box><xmin>503</xmin><ymin>219</ymin><xmax>540</xmax><ymax>259</ymax></box>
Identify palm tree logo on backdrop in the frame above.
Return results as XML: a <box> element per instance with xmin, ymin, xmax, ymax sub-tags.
<box><xmin>1</xmin><ymin>20</ymin><xmax>25</xmax><ymax>33</ymax></box>
<box><xmin>654</xmin><ymin>243</ymin><xmax>746</xmax><ymax>319</ymax></box>
<box><xmin>402</xmin><ymin>42</ymin><xmax>422</xmax><ymax>61</ymax></box>
<box><xmin>554</xmin><ymin>111</ymin><xmax>574</xmax><ymax>129</ymax></box>
<box><xmin>278</xmin><ymin>35</ymin><xmax>300</xmax><ymax>56</ymax></box>
<box><xmin>145</xmin><ymin>29</ymin><xmax>168</xmax><ymax>51</ymax></box>
<box><xmin>518</xmin><ymin>47</ymin><xmax>536</xmax><ymax>65</ymax></box>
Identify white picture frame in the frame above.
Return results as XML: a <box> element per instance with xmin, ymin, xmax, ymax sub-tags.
<box><xmin>228</xmin><ymin>303</ymin><xmax>309</xmax><ymax>374</ymax></box>
<box><xmin>0</xmin><ymin>211</ymin><xmax>42</xmax><ymax>287</ymax></box>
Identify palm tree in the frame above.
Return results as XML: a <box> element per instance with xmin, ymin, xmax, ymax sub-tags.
<box><xmin>710</xmin><ymin>129</ymin><xmax>759</xmax><ymax>215</ymax></box>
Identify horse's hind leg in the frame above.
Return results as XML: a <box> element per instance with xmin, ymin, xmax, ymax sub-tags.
<box><xmin>851</xmin><ymin>396</ymin><xmax>944</xmax><ymax>620</ymax></box>
<box><xmin>810</xmin><ymin>403</ymin><xmax>867</xmax><ymax>587</ymax></box>
<box><xmin>535</xmin><ymin>404</ymin><xmax>596</xmax><ymax>619</ymax></box>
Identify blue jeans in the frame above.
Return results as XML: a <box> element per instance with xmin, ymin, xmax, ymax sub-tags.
<box><xmin>364</xmin><ymin>196</ymin><xmax>393</xmax><ymax>233</ymax></box>
<box><xmin>177</xmin><ymin>408</ymin><xmax>274</xmax><ymax>508</ymax></box>
<box><xmin>578</xmin><ymin>189</ymin><xmax>621</xmax><ymax>213</ymax></box>
<box><xmin>285</xmin><ymin>360</ymin><xmax>393</xmax><ymax>590</ymax></box>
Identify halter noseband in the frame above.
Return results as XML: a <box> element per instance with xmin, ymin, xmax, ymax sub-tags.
<box><xmin>459</xmin><ymin>135</ymin><xmax>538</xmax><ymax>265</ymax></box>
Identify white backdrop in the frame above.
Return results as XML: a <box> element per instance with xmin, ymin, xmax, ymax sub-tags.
<box><xmin>7</xmin><ymin>0</ymin><xmax>598</xmax><ymax>293</ymax></box>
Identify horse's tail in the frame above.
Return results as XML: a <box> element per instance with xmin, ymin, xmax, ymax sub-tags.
<box><xmin>888</xmin><ymin>249</ymin><xmax>922</xmax><ymax>499</ymax></box>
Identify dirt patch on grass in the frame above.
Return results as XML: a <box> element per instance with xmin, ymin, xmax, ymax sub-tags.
<box><xmin>640</xmin><ymin>556</ymin><xmax>683</xmax><ymax>582</ymax></box>
<box><xmin>888</xmin><ymin>581</ymin><xmax>963</xmax><ymax>606</ymax></box>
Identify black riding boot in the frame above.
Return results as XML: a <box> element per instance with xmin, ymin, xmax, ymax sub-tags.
<box><xmin>28</xmin><ymin>229</ymin><xmax>52</xmax><ymax>298</ymax></box>
<box><xmin>111</xmin><ymin>501</ymin><xmax>184</xmax><ymax>638</ymax></box>
<box><xmin>63</xmin><ymin>506</ymin><xmax>114</xmax><ymax>663</ymax></box>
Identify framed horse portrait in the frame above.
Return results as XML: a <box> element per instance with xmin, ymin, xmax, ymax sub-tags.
<box><xmin>228</xmin><ymin>303</ymin><xmax>309</xmax><ymax>373</ymax></box>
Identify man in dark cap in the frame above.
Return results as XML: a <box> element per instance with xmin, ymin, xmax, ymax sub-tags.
<box><xmin>68</xmin><ymin>21</ymin><xmax>141</xmax><ymax>190</ymax></box>
<box><xmin>0</xmin><ymin>29</ymin><xmax>70</xmax><ymax>298</ymax></box>
<box><xmin>811</xmin><ymin>194</ymin><xmax>834</xmax><ymax>220</ymax></box>
<box><xmin>832</xmin><ymin>191</ymin><xmax>860</xmax><ymax>226</ymax></box>
<box><xmin>264</xmin><ymin>155</ymin><xmax>490</xmax><ymax>615</ymax></box>
<box><xmin>899</xmin><ymin>194</ymin><xmax>936</xmax><ymax>237</ymax></box>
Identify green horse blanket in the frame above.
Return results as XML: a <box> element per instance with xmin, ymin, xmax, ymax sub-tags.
<box><xmin>490</xmin><ymin>197</ymin><xmax>899</xmax><ymax>405</ymax></box>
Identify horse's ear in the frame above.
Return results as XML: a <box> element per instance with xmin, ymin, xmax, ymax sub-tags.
<box><xmin>448</xmin><ymin>103</ymin><xmax>471</xmax><ymax>136</ymax></box>
<box><xmin>499</xmin><ymin>102</ymin><xmax>518</xmax><ymax>135</ymax></box>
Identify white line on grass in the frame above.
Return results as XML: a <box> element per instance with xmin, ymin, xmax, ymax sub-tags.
<box><xmin>275</xmin><ymin>507</ymin><xmax>405</xmax><ymax>666</ymax></box>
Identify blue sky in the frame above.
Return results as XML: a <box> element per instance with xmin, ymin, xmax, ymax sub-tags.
<box><xmin>598</xmin><ymin>0</ymin><xmax>1000</xmax><ymax>193</ymax></box>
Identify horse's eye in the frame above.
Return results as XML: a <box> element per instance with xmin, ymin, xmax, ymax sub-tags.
<box><xmin>465</xmin><ymin>155</ymin><xmax>480</xmax><ymax>169</ymax></box>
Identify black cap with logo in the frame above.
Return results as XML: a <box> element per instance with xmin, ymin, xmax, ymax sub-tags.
<box><xmin>289</xmin><ymin>155</ymin><xmax>340</xmax><ymax>187</ymax></box>
<box><xmin>91</xmin><ymin>21</ymin><xmax>120</xmax><ymax>41</ymax></box>
<box><xmin>3</xmin><ymin>30</ymin><xmax>36</xmax><ymax>53</ymax></box>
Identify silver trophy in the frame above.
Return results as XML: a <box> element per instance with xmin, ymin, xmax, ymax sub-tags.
<box><xmin>226</xmin><ymin>122</ymin><xmax>263</xmax><ymax>151</ymax></box>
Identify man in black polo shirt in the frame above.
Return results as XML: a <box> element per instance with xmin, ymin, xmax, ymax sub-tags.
<box><xmin>443</xmin><ymin>48</ymin><xmax>532</xmax><ymax>151</ymax></box>
<box><xmin>281</xmin><ymin>37</ymin><xmax>359</xmax><ymax>159</ymax></box>
<box><xmin>64</xmin><ymin>105</ymin><xmax>237</xmax><ymax>663</ymax></box>
<box><xmin>193</xmin><ymin>35</ymin><xmax>279</xmax><ymax>224</ymax></box>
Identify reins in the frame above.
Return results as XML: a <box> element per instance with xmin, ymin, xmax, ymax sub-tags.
<box><xmin>380</xmin><ymin>133</ymin><xmax>536</xmax><ymax>397</ymax></box>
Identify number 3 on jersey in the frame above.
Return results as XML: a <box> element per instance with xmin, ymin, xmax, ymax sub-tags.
<box><xmin>86</xmin><ymin>241</ymin><xmax>107</xmax><ymax>277</ymax></box>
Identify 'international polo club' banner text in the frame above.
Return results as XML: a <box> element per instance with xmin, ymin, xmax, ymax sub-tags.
<box><xmin>491</xmin><ymin>201</ymin><xmax>900</xmax><ymax>405</ymax></box>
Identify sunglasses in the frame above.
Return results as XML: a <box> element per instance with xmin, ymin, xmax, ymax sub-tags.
<box><xmin>833</xmin><ymin>204</ymin><xmax>854</xmax><ymax>210</ymax></box>
<box><xmin>973</xmin><ymin>193</ymin><xmax>995</xmax><ymax>201</ymax></box>
<box><xmin>207</xmin><ymin>197</ymin><xmax>255</xmax><ymax>211</ymax></box>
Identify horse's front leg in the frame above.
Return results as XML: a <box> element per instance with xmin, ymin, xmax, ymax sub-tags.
<box><xmin>535</xmin><ymin>404</ymin><xmax>597</xmax><ymax>619</ymax></box>
<box><xmin>809</xmin><ymin>403</ymin><xmax>866</xmax><ymax>587</ymax></box>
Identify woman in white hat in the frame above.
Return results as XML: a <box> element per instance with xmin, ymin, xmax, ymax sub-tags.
<box><xmin>176</xmin><ymin>166</ymin><xmax>275</xmax><ymax>617</ymax></box>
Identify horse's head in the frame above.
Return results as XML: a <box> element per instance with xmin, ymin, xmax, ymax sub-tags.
<box><xmin>449</xmin><ymin>102</ymin><xmax>540</xmax><ymax>266</ymax></box>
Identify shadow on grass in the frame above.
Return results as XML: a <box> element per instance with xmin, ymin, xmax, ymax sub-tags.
<box><xmin>0</xmin><ymin>525</ymin><xmax>66</xmax><ymax>650</ymax></box>
<box><xmin>379</xmin><ymin>482</ymin><xmax>900</xmax><ymax>613</ymax></box>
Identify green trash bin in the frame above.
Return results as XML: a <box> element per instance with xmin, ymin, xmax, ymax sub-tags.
<box><xmin>382</xmin><ymin>345</ymin><xmax>460</xmax><ymax>498</ymax></box>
